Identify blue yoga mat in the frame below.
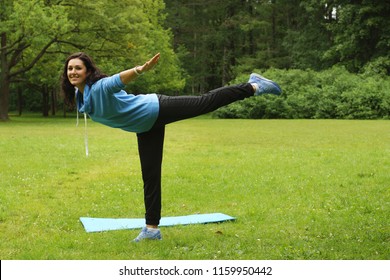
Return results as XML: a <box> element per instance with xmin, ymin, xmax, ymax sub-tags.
<box><xmin>80</xmin><ymin>213</ymin><xmax>235</xmax><ymax>233</ymax></box>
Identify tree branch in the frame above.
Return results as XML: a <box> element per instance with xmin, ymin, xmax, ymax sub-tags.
<box><xmin>9</xmin><ymin>37</ymin><xmax>58</xmax><ymax>78</ymax></box>
<box><xmin>1</xmin><ymin>36</ymin><xmax>26</xmax><ymax>56</ymax></box>
<box><xmin>9</xmin><ymin>42</ymin><xmax>31</xmax><ymax>69</ymax></box>
<box><xmin>55</xmin><ymin>39</ymin><xmax>86</xmax><ymax>50</ymax></box>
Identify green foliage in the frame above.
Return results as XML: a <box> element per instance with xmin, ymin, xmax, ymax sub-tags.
<box><xmin>362</xmin><ymin>56</ymin><xmax>390</xmax><ymax>78</ymax></box>
<box><xmin>324</xmin><ymin>1</ymin><xmax>390</xmax><ymax>73</ymax></box>
<box><xmin>214</xmin><ymin>67</ymin><xmax>390</xmax><ymax>120</ymax></box>
<box><xmin>1</xmin><ymin>0</ymin><xmax>184</xmax><ymax>118</ymax></box>
<box><xmin>3</xmin><ymin>0</ymin><xmax>390</xmax><ymax>118</ymax></box>
<box><xmin>0</xmin><ymin>117</ymin><xmax>389</xmax><ymax>259</ymax></box>
<box><xmin>165</xmin><ymin>0</ymin><xmax>390</xmax><ymax>94</ymax></box>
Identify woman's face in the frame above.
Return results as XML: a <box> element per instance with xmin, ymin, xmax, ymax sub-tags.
<box><xmin>67</xmin><ymin>58</ymin><xmax>89</xmax><ymax>89</ymax></box>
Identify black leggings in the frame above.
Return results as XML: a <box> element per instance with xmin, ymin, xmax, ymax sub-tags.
<box><xmin>136</xmin><ymin>83</ymin><xmax>254</xmax><ymax>225</ymax></box>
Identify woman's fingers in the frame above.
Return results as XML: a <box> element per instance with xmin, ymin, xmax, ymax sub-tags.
<box><xmin>144</xmin><ymin>53</ymin><xmax>160</xmax><ymax>71</ymax></box>
<box><xmin>149</xmin><ymin>53</ymin><xmax>160</xmax><ymax>66</ymax></box>
<box><xmin>140</xmin><ymin>53</ymin><xmax>160</xmax><ymax>73</ymax></box>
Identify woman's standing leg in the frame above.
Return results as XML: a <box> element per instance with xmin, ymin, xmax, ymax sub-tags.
<box><xmin>136</xmin><ymin>125</ymin><xmax>165</xmax><ymax>229</ymax></box>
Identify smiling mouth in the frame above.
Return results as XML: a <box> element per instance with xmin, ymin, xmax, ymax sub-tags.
<box><xmin>69</xmin><ymin>76</ymin><xmax>80</xmax><ymax>83</ymax></box>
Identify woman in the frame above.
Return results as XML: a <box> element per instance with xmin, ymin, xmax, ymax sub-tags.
<box><xmin>61</xmin><ymin>52</ymin><xmax>282</xmax><ymax>242</ymax></box>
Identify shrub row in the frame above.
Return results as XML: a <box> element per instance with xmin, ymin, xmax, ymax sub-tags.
<box><xmin>214</xmin><ymin>67</ymin><xmax>390</xmax><ymax>119</ymax></box>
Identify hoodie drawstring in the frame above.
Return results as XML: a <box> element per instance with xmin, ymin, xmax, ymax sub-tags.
<box><xmin>84</xmin><ymin>113</ymin><xmax>89</xmax><ymax>157</ymax></box>
<box><xmin>76</xmin><ymin>110</ymin><xmax>89</xmax><ymax>157</ymax></box>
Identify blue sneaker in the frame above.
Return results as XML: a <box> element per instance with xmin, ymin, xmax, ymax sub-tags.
<box><xmin>133</xmin><ymin>227</ymin><xmax>162</xmax><ymax>242</ymax></box>
<box><xmin>248</xmin><ymin>73</ymin><xmax>282</xmax><ymax>95</ymax></box>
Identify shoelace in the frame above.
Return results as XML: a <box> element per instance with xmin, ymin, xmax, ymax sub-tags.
<box><xmin>76</xmin><ymin>109</ymin><xmax>89</xmax><ymax>157</ymax></box>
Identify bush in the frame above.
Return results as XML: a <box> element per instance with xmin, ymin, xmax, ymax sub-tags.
<box><xmin>213</xmin><ymin>67</ymin><xmax>390</xmax><ymax>119</ymax></box>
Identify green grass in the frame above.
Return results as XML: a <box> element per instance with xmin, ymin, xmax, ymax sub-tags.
<box><xmin>0</xmin><ymin>115</ymin><xmax>389</xmax><ymax>260</ymax></box>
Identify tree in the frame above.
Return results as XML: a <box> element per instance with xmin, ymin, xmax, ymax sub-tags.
<box><xmin>0</xmin><ymin>0</ymin><xmax>70</xmax><ymax>120</ymax></box>
<box><xmin>281</xmin><ymin>0</ymin><xmax>334</xmax><ymax>70</ymax></box>
<box><xmin>324</xmin><ymin>0</ymin><xmax>390</xmax><ymax>73</ymax></box>
<box><xmin>165</xmin><ymin>0</ymin><xmax>291</xmax><ymax>93</ymax></box>
<box><xmin>165</xmin><ymin>0</ymin><xmax>247</xmax><ymax>93</ymax></box>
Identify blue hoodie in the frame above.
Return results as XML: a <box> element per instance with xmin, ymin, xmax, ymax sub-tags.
<box><xmin>76</xmin><ymin>74</ymin><xmax>160</xmax><ymax>133</ymax></box>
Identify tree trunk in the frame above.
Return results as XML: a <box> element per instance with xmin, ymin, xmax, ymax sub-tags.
<box><xmin>191</xmin><ymin>31</ymin><xmax>197</xmax><ymax>95</ymax></box>
<box><xmin>63</xmin><ymin>103</ymin><xmax>67</xmax><ymax>118</ymax></box>
<box><xmin>17</xmin><ymin>87</ymin><xmax>23</xmax><ymax>116</ymax></box>
<box><xmin>51</xmin><ymin>88</ymin><xmax>56</xmax><ymax>116</ymax></box>
<box><xmin>0</xmin><ymin>78</ymin><xmax>10</xmax><ymax>121</ymax></box>
<box><xmin>248</xmin><ymin>3</ymin><xmax>255</xmax><ymax>55</ymax></box>
<box><xmin>0</xmin><ymin>32</ymin><xmax>10</xmax><ymax>121</ymax></box>
<box><xmin>42</xmin><ymin>85</ymin><xmax>49</xmax><ymax>117</ymax></box>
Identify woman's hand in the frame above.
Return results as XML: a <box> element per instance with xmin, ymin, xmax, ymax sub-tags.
<box><xmin>138</xmin><ymin>53</ymin><xmax>160</xmax><ymax>74</ymax></box>
<box><xmin>120</xmin><ymin>53</ymin><xmax>161</xmax><ymax>84</ymax></box>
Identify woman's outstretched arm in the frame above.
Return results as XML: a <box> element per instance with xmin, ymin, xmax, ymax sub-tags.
<box><xmin>119</xmin><ymin>53</ymin><xmax>160</xmax><ymax>85</ymax></box>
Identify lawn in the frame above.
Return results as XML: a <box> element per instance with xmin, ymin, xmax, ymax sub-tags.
<box><xmin>0</xmin><ymin>115</ymin><xmax>389</xmax><ymax>260</ymax></box>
